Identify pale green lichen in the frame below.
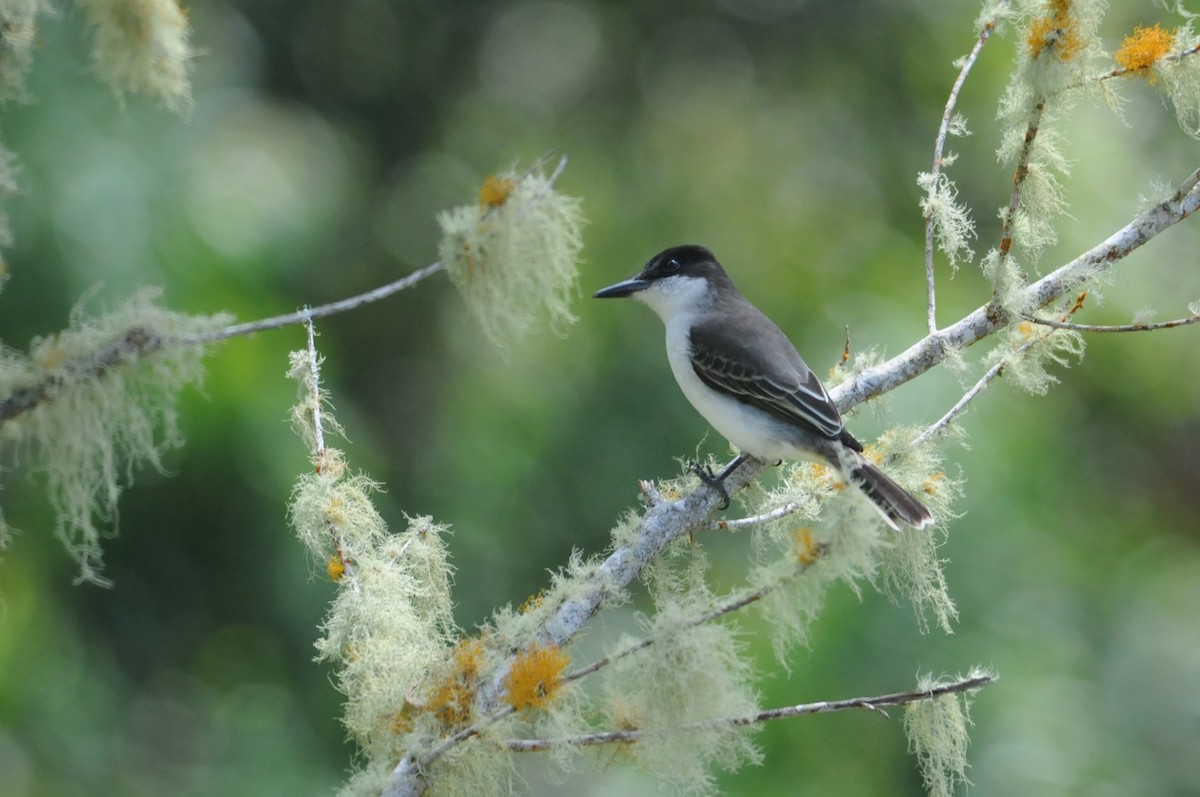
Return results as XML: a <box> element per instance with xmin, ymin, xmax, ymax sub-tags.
<box><xmin>747</xmin><ymin>460</ymin><xmax>887</xmax><ymax>663</ymax></box>
<box><xmin>437</xmin><ymin>162</ymin><xmax>586</xmax><ymax>351</ymax></box>
<box><xmin>744</xmin><ymin>424</ymin><xmax>959</xmax><ymax>661</ymax></box>
<box><xmin>919</xmin><ymin>169</ymin><xmax>976</xmax><ymax>272</ymax></box>
<box><xmin>0</xmin><ymin>0</ymin><xmax>50</xmax><ymax>102</ymax></box>
<box><xmin>1144</xmin><ymin>25</ymin><xmax>1200</xmax><ymax>137</ymax></box>
<box><xmin>0</xmin><ymin>140</ymin><xmax>16</xmax><ymax>266</ymax></box>
<box><xmin>990</xmin><ymin>0</ymin><xmax>1109</xmax><ymax>274</ymax></box>
<box><xmin>904</xmin><ymin>669</ymin><xmax>990</xmax><ymax>797</ymax></box>
<box><xmin>602</xmin><ymin>548</ymin><xmax>761</xmax><ymax>796</ymax></box>
<box><xmin>986</xmin><ymin>320</ymin><xmax>1085</xmax><ymax>396</ymax></box>
<box><xmin>872</xmin><ymin>431</ymin><xmax>962</xmax><ymax>635</ymax></box>
<box><xmin>287</xmin><ymin>344</ymin><xmax>507</xmax><ymax>791</ymax></box>
<box><xmin>0</xmin><ymin>289</ymin><xmax>228</xmax><ymax>584</ymax></box>
<box><xmin>76</xmin><ymin>0</ymin><xmax>194</xmax><ymax>111</ymax></box>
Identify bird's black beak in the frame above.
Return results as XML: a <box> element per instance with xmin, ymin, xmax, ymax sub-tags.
<box><xmin>593</xmin><ymin>277</ymin><xmax>650</xmax><ymax>299</ymax></box>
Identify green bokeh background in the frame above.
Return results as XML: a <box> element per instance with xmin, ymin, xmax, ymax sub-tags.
<box><xmin>2</xmin><ymin>2</ymin><xmax>1199</xmax><ymax>795</ymax></box>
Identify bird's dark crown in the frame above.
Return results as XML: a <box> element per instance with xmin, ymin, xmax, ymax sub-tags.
<box><xmin>638</xmin><ymin>244</ymin><xmax>729</xmax><ymax>283</ymax></box>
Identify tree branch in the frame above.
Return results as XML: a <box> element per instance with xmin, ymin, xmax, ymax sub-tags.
<box><xmin>707</xmin><ymin>501</ymin><xmax>805</xmax><ymax>531</ymax></box>
<box><xmin>181</xmin><ymin>260</ymin><xmax>448</xmax><ymax>345</ymax></box>
<box><xmin>1023</xmin><ymin>312</ymin><xmax>1200</xmax><ymax>333</ymax></box>
<box><xmin>504</xmin><ymin>673</ymin><xmax>996</xmax><ymax>752</ymax></box>
<box><xmin>924</xmin><ymin>7</ymin><xmax>1005</xmax><ymax>333</ymax></box>
<box><xmin>832</xmin><ymin>165</ymin><xmax>1200</xmax><ymax>410</ymax></box>
<box><xmin>383</xmin><ymin>163</ymin><xmax>1200</xmax><ymax>797</ymax></box>
<box><xmin>0</xmin><ymin>325</ymin><xmax>164</xmax><ymax>426</ymax></box>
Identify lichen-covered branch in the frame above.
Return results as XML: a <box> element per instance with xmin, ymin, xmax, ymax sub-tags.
<box><xmin>381</xmin><ymin>160</ymin><xmax>1200</xmax><ymax>797</ymax></box>
<box><xmin>834</xmin><ymin>165</ymin><xmax>1200</xmax><ymax>410</ymax></box>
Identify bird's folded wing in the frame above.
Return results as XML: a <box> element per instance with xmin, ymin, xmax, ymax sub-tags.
<box><xmin>690</xmin><ymin>344</ymin><xmax>845</xmax><ymax>440</ymax></box>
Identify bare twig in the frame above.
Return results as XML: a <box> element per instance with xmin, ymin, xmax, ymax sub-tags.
<box><xmin>562</xmin><ymin>580</ymin><xmax>779</xmax><ymax>688</ymax></box>
<box><xmin>504</xmin><ymin>672</ymin><xmax>996</xmax><ymax>752</ymax></box>
<box><xmin>1024</xmin><ymin>313</ymin><xmax>1200</xmax><ymax>333</ymax></box>
<box><xmin>181</xmin><ymin>154</ymin><xmax>569</xmax><ymax>346</ymax></box>
<box><xmin>707</xmin><ymin>502</ymin><xmax>805</xmax><ymax>531</ymax></box>
<box><xmin>924</xmin><ymin>7</ymin><xmax>1005</xmax><ymax>333</ymax></box>
<box><xmin>911</xmin><ymin>350</ymin><xmax>1019</xmax><ymax>448</ymax></box>
<box><xmin>181</xmin><ymin>260</ymin><xmax>449</xmax><ymax>345</ymax></box>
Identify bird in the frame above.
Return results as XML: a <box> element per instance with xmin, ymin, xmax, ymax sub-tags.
<box><xmin>594</xmin><ymin>244</ymin><xmax>933</xmax><ymax>530</ymax></box>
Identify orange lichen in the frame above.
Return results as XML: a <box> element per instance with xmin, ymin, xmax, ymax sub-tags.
<box><xmin>1026</xmin><ymin>1</ymin><xmax>1084</xmax><ymax>61</ymax></box>
<box><xmin>923</xmin><ymin>472</ymin><xmax>945</xmax><ymax>496</ymax></box>
<box><xmin>1115</xmin><ymin>24</ymin><xmax>1175</xmax><ymax>80</ymax></box>
<box><xmin>326</xmin><ymin>552</ymin><xmax>346</xmax><ymax>582</ymax></box>
<box><xmin>519</xmin><ymin>588</ymin><xmax>546</xmax><ymax>614</ymax></box>
<box><xmin>502</xmin><ymin>644</ymin><xmax>570</xmax><ymax>711</ymax></box>
<box><xmin>1017</xmin><ymin>321</ymin><xmax>1037</xmax><ymax>338</ymax></box>
<box><xmin>478</xmin><ymin>175</ymin><xmax>516</xmax><ymax>208</ymax></box>
<box><xmin>427</xmin><ymin>637</ymin><xmax>485</xmax><ymax>727</ymax></box>
<box><xmin>792</xmin><ymin>527</ymin><xmax>824</xmax><ymax>566</ymax></box>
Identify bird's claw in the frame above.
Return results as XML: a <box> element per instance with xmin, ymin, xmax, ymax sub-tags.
<box><xmin>689</xmin><ymin>460</ymin><xmax>731</xmax><ymax>510</ymax></box>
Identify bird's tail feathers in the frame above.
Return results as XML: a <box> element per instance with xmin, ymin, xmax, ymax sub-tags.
<box><xmin>849</xmin><ymin>461</ymin><xmax>934</xmax><ymax>531</ymax></box>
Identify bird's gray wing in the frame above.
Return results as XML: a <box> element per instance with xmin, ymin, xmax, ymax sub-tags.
<box><xmin>689</xmin><ymin>314</ymin><xmax>848</xmax><ymax>443</ymax></box>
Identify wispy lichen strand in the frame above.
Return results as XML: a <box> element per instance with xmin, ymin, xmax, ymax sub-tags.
<box><xmin>0</xmin><ymin>289</ymin><xmax>229</xmax><ymax>583</ymax></box>
<box><xmin>438</xmin><ymin>160</ymin><xmax>586</xmax><ymax>350</ymax></box>
<box><xmin>0</xmin><ymin>0</ymin><xmax>50</xmax><ymax>101</ymax></box>
<box><xmin>76</xmin><ymin>0</ymin><xmax>194</xmax><ymax>110</ymax></box>
<box><xmin>904</xmin><ymin>670</ymin><xmax>990</xmax><ymax>797</ymax></box>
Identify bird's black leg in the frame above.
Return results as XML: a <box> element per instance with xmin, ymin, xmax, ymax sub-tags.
<box><xmin>689</xmin><ymin>453</ymin><xmax>749</xmax><ymax>510</ymax></box>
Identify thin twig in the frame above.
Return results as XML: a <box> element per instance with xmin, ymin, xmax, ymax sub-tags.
<box><xmin>924</xmin><ymin>8</ymin><xmax>1005</xmax><ymax>334</ymax></box>
<box><xmin>1024</xmin><ymin>313</ymin><xmax>1200</xmax><ymax>333</ymax></box>
<box><xmin>179</xmin><ymin>260</ymin><xmax>448</xmax><ymax>345</ymax></box>
<box><xmin>914</xmin><ymin>291</ymin><xmax>1089</xmax><ymax>446</ymax></box>
<box><xmin>181</xmin><ymin>154</ymin><xmax>570</xmax><ymax>346</ymax></box>
<box><xmin>992</xmin><ymin>101</ymin><xmax>1045</xmax><ymax>301</ymax></box>
<box><xmin>504</xmin><ymin>673</ymin><xmax>996</xmax><ymax>752</ymax></box>
<box><xmin>561</xmin><ymin>580</ymin><xmax>779</xmax><ymax>688</ymax></box>
<box><xmin>707</xmin><ymin>502</ymin><xmax>805</xmax><ymax>531</ymax></box>
<box><xmin>1093</xmin><ymin>41</ymin><xmax>1200</xmax><ymax>85</ymax></box>
<box><xmin>911</xmin><ymin>352</ymin><xmax>1017</xmax><ymax>447</ymax></box>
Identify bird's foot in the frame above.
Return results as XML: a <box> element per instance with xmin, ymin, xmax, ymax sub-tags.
<box><xmin>689</xmin><ymin>461</ymin><xmax>730</xmax><ymax>510</ymax></box>
<box><xmin>689</xmin><ymin>454</ymin><xmax>749</xmax><ymax>510</ymax></box>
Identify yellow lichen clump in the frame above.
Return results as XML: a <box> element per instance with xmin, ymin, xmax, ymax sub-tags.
<box><xmin>1115</xmin><ymin>24</ymin><xmax>1176</xmax><ymax>78</ymax></box>
<box><xmin>792</xmin><ymin>527</ymin><xmax>823</xmax><ymax>566</ymax></box>
<box><xmin>502</xmin><ymin>644</ymin><xmax>570</xmax><ymax>711</ymax></box>
<box><xmin>1026</xmin><ymin>0</ymin><xmax>1084</xmax><ymax>61</ymax></box>
<box><xmin>478</xmin><ymin>174</ymin><xmax>515</xmax><ymax>208</ymax></box>
<box><xmin>428</xmin><ymin>637</ymin><xmax>486</xmax><ymax>726</ymax></box>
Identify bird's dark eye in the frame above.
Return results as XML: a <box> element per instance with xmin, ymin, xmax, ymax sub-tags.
<box><xmin>664</xmin><ymin>258</ymin><xmax>681</xmax><ymax>274</ymax></box>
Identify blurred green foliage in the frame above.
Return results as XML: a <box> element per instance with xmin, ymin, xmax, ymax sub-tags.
<box><xmin>1</xmin><ymin>1</ymin><xmax>1198</xmax><ymax>795</ymax></box>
